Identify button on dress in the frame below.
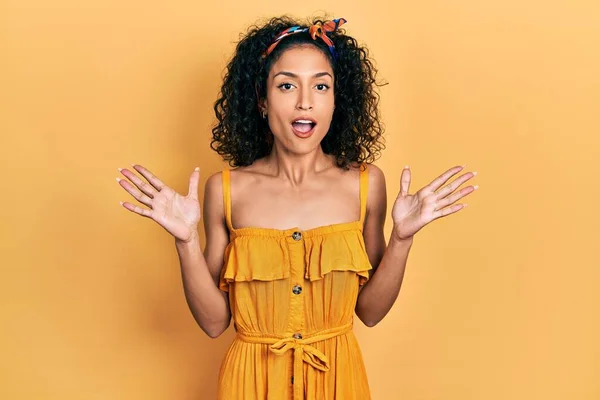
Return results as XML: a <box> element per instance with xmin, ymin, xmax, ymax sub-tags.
<box><xmin>217</xmin><ymin>164</ymin><xmax>373</xmax><ymax>399</ymax></box>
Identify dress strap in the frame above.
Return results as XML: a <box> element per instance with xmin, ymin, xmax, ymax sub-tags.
<box><xmin>359</xmin><ymin>163</ymin><xmax>369</xmax><ymax>224</ymax></box>
<box><xmin>221</xmin><ymin>169</ymin><xmax>234</xmax><ymax>232</ymax></box>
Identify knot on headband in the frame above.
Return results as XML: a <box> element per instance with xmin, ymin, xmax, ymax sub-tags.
<box><xmin>262</xmin><ymin>18</ymin><xmax>347</xmax><ymax>62</ymax></box>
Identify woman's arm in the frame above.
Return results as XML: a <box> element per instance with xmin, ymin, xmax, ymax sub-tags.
<box><xmin>355</xmin><ymin>165</ymin><xmax>413</xmax><ymax>327</ymax></box>
<box><xmin>175</xmin><ymin>172</ymin><xmax>232</xmax><ymax>338</ymax></box>
<box><xmin>356</xmin><ymin>164</ymin><xmax>476</xmax><ymax>327</ymax></box>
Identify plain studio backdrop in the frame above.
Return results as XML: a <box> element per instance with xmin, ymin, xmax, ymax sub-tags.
<box><xmin>1</xmin><ymin>0</ymin><xmax>598</xmax><ymax>399</ymax></box>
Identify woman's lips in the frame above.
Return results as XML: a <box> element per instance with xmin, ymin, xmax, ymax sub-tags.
<box><xmin>291</xmin><ymin>122</ymin><xmax>316</xmax><ymax>138</ymax></box>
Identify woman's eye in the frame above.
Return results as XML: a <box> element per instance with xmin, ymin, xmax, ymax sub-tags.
<box><xmin>316</xmin><ymin>84</ymin><xmax>329</xmax><ymax>91</ymax></box>
<box><xmin>278</xmin><ymin>83</ymin><xmax>294</xmax><ymax>90</ymax></box>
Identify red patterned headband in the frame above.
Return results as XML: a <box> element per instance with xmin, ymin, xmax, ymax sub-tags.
<box><xmin>261</xmin><ymin>18</ymin><xmax>347</xmax><ymax>62</ymax></box>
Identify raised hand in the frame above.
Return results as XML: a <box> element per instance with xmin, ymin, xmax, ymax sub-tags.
<box><xmin>391</xmin><ymin>165</ymin><xmax>478</xmax><ymax>241</ymax></box>
<box><xmin>117</xmin><ymin>164</ymin><xmax>201</xmax><ymax>243</ymax></box>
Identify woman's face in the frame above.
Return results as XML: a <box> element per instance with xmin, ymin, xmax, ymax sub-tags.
<box><xmin>262</xmin><ymin>45</ymin><xmax>335</xmax><ymax>153</ymax></box>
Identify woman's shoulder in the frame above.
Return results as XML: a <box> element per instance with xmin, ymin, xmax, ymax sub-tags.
<box><xmin>363</xmin><ymin>162</ymin><xmax>384</xmax><ymax>181</ymax></box>
<box><xmin>348</xmin><ymin>161</ymin><xmax>385</xmax><ymax>183</ymax></box>
<box><xmin>205</xmin><ymin>162</ymin><xmax>259</xmax><ymax>182</ymax></box>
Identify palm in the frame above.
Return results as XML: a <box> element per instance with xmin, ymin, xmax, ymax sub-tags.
<box><xmin>391</xmin><ymin>165</ymin><xmax>478</xmax><ymax>241</ymax></box>
<box><xmin>150</xmin><ymin>186</ymin><xmax>201</xmax><ymax>240</ymax></box>
<box><xmin>391</xmin><ymin>193</ymin><xmax>430</xmax><ymax>238</ymax></box>
<box><xmin>117</xmin><ymin>165</ymin><xmax>201</xmax><ymax>242</ymax></box>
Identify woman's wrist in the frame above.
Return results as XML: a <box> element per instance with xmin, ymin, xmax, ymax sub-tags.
<box><xmin>175</xmin><ymin>231</ymin><xmax>200</xmax><ymax>248</ymax></box>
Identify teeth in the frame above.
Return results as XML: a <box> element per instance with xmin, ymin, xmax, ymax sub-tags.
<box><xmin>294</xmin><ymin>120</ymin><xmax>313</xmax><ymax>124</ymax></box>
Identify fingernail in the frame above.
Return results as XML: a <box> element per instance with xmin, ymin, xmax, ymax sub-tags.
<box><xmin>116</xmin><ymin>177</ymin><xmax>121</xmax><ymax>182</ymax></box>
<box><xmin>473</xmin><ymin>171</ymin><xmax>478</xmax><ymax>176</ymax></box>
<box><xmin>474</xmin><ymin>185</ymin><xmax>479</xmax><ymax>190</ymax></box>
<box><xmin>404</xmin><ymin>165</ymin><xmax>409</xmax><ymax>169</ymax></box>
<box><xmin>117</xmin><ymin>168</ymin><xmax>122</xmax><ymax>172</ymax></box>
<box><xmin>194</xmin><ymin>167</ymin><xmax>199</xmax><ymax>171</ymax></box>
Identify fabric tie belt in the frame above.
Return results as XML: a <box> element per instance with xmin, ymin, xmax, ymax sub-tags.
<box><xmin>236</xmin><ymin>322</ymin><xmax>353</xmax><ymax>399</ymax></box>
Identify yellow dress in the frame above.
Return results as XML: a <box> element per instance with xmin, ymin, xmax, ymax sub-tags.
<box><xmin>217</xmin><ymin>164</ymin><xmax>373</xmax><ymax>400</ymax></box>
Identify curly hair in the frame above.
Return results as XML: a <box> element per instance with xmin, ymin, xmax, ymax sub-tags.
<box><xmin>210</xmin><ymin>15</ymin><xmax>387</xmax><ymax>170</ymax></box>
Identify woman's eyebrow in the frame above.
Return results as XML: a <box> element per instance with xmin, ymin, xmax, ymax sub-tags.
<box><xmin>273</xmin><ymin>71</ymin><xmax>333</xmax><ymax>79</ymax></box>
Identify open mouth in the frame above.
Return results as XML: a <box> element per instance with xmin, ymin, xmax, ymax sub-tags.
<box><xmin>291</xmin><ymin>119</ymin><xmax>317</xmax><ymax>137</ymax></box>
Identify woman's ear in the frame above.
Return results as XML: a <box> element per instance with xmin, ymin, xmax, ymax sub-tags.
<box><xmin>258</xmin><ymin>98</ymin><xmax>268</xmax><ymax>118</ymax></box>
<box><xmin>257</xmin><ymin>98</ymin><xmax>267</xmax><ymax>118</ymax></box>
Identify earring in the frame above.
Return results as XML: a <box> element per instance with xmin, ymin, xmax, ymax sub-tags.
<box><xmin>261</xmin><ymin>109</ymin><xmax>267</xmax><ymax>118</ymax></box>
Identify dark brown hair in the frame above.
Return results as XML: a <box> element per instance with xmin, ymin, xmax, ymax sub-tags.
<box><xmin>210</xmin><ymin>15</ymin><xmax>387</xmax><ymax>170</ymax></box>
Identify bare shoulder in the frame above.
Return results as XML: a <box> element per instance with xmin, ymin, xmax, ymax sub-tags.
<box><xmin>363</xmin><ymin>163</ymin><xmax>387</xmax><ymax>218</ymax></box>
<box><xmin>347</xmin><ymin>161</ymin><xmax>385</xmax><ymax>180</ymax></box>
<box><xmin>203</xmin><ymin>170</ymin><xmax>225</xmax><ymax>212</ymax></box>
<box><xmin>354</xmin><ymin>163</ymin><xmax>385</xmax><ymax>205</ymax></box>
<box><xmin>226</xmin><ymin>163</ymin><xmax>265</xmax><ymax>191</ymax></box>
<box><xmin>203</xmin><ymin>165</ymin><xmax>257</xmax><ymax>201</ymax></box>
<box><xmin>365</xmin><ymin>163</ymin><xmax>385</xmax><ymax>185</ymax></box>
<box><xmin>204</xmin><ymin>164</ymin><xmax>263</xmax><ymax>225</ymax></box>
<box><xmin>205</xmin><ymin>169</ymin><xmax>224</xmax><ymax>189</ymax></box>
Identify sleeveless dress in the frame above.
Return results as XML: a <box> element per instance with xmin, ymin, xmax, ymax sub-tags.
<box><xmin>217</xmin><ymin>164</ymin><xmax>373</xmax><ymax>400</ymax></box>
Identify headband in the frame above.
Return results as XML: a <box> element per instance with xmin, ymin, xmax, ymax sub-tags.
<box><xmin>261</xmin><ymin>18</ymin><xmax>347</xmax><ymax>62</ymax></box>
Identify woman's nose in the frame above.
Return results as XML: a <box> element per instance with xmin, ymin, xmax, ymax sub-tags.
<box><xmin>296</xmin><ymin>87</ymin><xmax>313</xmax><ymax>110</ymax></box>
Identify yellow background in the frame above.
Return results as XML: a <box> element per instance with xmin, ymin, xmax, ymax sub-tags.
<box><xmin>2</xmin><ymin>0</ymin><xmax>599</xmax><ymax>399</ymax></box>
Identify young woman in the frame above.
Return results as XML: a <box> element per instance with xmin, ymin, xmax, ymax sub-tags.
<box><xmin>117</xmin><ymin>15</ymin><xmax>478</xmax><ymax>399</ymax></box>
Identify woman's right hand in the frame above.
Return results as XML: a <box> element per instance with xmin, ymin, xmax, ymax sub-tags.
<box><xmin>117</xmin><ymin>164</ymin><xmax>201</xmax><ymax>243</ymax></box>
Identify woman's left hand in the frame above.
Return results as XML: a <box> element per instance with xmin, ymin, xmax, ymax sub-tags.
<box><xmin>391</xmin><ymin>165</ymin><xmax>478</xmax><ymax>241</ymax></box>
